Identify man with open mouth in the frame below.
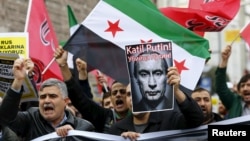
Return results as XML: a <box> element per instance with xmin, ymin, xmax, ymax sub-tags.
<box><xmin>216</xmin><ymin>45</ymin><xmax>250</xmax><ymax>119</ymax></box>
<box><xmin>0</xmin><ymin>58</ymin><xmax>95</xmax><ymax>141</ymax></box>
<box><xmin>54</xmin><ymin>47</ymin><xmax>131</xmax><ymax>133</ymax></box>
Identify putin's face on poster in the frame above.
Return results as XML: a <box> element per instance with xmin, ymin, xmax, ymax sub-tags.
<box><xmin>135</xmin><ymin>54</ymin><xmax>167</xmax><ymax>102</ymax></box>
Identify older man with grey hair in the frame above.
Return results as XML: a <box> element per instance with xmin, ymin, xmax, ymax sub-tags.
<box><xmin>0</xmin><ymin>58</ymin><xmax>95</xmax><ymax>141</ymax></box>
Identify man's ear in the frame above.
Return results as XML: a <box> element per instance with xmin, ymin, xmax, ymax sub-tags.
<box><xmin>64</xmin><ymin>97</ymin><xmax>71</xmax><ymax>104</ymax></box>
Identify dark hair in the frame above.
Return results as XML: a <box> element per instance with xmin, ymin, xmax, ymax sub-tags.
<box><xmin>237</xmin><ymin>74</ymin><xmax>250</xmax><ymax>91</ymax></box>
<box><xmin>111</xmin><ymin>80</ymin><xmax>119</xmax><ymax>86</ymax></box>
<box><xmin>133</xmin><ymin>51</ymin><xmax>168</xmax><ymax>78</ymax></box>
<box><xmin>102</xmin><ymin>91</ymin><xmax>111</xmax><ymax>106</ymax></box>
<box><xmin>192</xmin><ymin>87</ymin><xmax>211</xmax><ymax>97</ymax></box>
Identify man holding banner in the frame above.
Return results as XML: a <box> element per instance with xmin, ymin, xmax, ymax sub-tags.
<box><xmin>109</xmin><ymin>67</ymin><xmax>204</xmax><ymax>140</ymax></box>
<box><xmin>0</xmin><ymin>58</ymin><xmax>95</xmax><ymax>141</ymax></box>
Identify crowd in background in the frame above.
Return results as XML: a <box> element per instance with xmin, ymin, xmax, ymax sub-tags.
<box><xmin>0</xmin><ymin>44</ymin><xmax>250</xmax><ymax>141</ymax></box>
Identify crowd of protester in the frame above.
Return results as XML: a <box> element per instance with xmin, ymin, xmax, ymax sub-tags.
<box><xmin>0</xmin><ymin>44</ymin><xmax>249</xmax><ymax>141</ymax></box>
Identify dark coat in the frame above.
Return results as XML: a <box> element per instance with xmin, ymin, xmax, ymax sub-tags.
<box><xmin>215</xmin><ymin>67</ymin><xmax>243</xmax><ymax>118</ymax></box>
<box><xmin>65</xmin><ymin>77</ymin><xmax>118</xmax><ymax>133</ymax></box>
<box><xmin>109</xmin><ymin>95</ymin><xmax>204</xmax><ymax>135</ymax></box>
<box><xmin>0</xmin><ymin>126</ymin><xmax>20</xmax><ymax>141</ymax></box>
<box><xmin>0</xmin><ymin>88</ymin><xmax>95</xmax><ymax>141</ymax></box>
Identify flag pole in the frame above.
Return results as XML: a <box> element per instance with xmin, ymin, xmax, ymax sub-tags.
<box><xmin>42</xmin><ymin>44</ymin><xmax>63</xmax><ymax>75</ymax></box>
<box><xmin>230</xmin><ymin>33</ymin><xmax>240</xmax><ymax>46</ymax></box>
<box><xmin>41</xmin><ymin>57</ymin><xmax>55</xmax><ymax>75</ymax></box>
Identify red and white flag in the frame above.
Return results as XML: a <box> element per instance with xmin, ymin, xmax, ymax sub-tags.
<box><xmin>160</xmin><ymin>0</ymin><xmax>240</xmax><ymax>34</ymax></box>
<box><xmin>240</xmin><ymin>22</ymin><xmax>250</xmax><ymax>48</ymax></box>
<box><xmin>24</xmin><ymin>0</ymin><xmax>62</xmax><ymax>89</ymax></box>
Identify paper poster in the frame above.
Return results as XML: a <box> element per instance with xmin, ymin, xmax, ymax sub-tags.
<box><xmin>125</xmin><ymin>42</ymin><xmax>174</xmax><ymax>113</ymax></box>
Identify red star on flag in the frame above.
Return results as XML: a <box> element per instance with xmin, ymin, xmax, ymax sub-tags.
<box><xmin>174</xmin><ymin>59</ymin><xmax>189</xmax><ymax>74</ymax></box>
<box><xmin>104</xmin><ymin>20</ymin><xmax>123</xmax><ymax>37</ymax></box>
<box><xmin>140</xmin><ymin>39</ymin><xmax>152</xmax><ymax>43</ymax></box>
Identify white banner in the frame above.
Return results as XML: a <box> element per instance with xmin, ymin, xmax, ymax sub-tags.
<box><xmin>32</xmin><ymin>115</ymin><xmax>250</xmax><ymax>141</ymax></box>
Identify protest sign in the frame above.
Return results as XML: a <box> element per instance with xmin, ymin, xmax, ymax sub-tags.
<box><xmin>0</xmin><ymin>53</ymin><xmax>37</xmax><ymax>102</ymax></box>
<box><xmin>125</xmin><ymin>42</ymin><xmax>174</xmax><ymax>113</ymax></box>
<box><xmin>0</xmin><ymin>32</ymin><xmax>29</xmax><ymax>58</ymax></box>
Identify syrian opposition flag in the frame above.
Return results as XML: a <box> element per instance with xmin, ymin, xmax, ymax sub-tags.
<box><xmin>240</xmin><ymin>22</ymin><xmax>250</xmax><ymax>48</ymax></box>
<box><xmin>25</xmin><ymin>0</ymin><xmax>62</xmax><ymax>88</ymax></box>
<box><xmin>63</xmin><ymin>0</ymin><xmax>210</xmax><ymax>91</ymax></box>
<box><xmin>67</xmin><ymin>5</ymin><xmax>114</xmax><ymax>94</ymax></box>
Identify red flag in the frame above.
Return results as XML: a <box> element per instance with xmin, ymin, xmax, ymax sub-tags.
<box><xmin>187</xmin><ymin>0</ymin><xmax>208</xmax><ymax>36</ymax></box>
<box><xmin>188</xmin><ymin>0</ymin><xmax>217</xmax><ymax>10</ymax></box>
<box><xmin>25</xmin><ymin>0</ymin><xmax>62</xmax><ymax>88</ymax></box>
<box><xmin>89</xmin><ymin>70</ymin><xmax>114</xmax><ymax>95</ymax></box>
<box><xmin>240</xmin><ymin>22</ymin><xmax>250</xmax><ymax>48</ymax></box>
<box><xmin>188</xmin><ymin>0</ymin><xmax>204</xmax><ymax>9</ymax></box>
<box><xmin>160</xmin><ymin>0</ymin><xmax>240</xmax><ymax>33</ymax></box>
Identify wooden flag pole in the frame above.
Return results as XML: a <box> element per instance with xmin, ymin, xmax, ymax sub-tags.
<box><xmin>41</xmin><ymin>57</ymin><xmax>56</xmax><ymax>75</ymax></box>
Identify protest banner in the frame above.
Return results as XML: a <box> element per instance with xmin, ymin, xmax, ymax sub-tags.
<box><xmin>31</xmin><ymin>115</ymin><xmax>250</xmax><ymax>141</ymax></box>
<box><xmin>0</xmin><ymin>53</ymin><xmax>37</xmax><ymax>102</ymax></box>
<box><xmin>0</xmin><ymin>32</ymin><xmax>29</xmax><ymax>58</ymax></box>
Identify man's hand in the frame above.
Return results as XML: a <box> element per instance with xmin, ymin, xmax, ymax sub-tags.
<box><xmin>219</xmin><ymin>45</ymin><xmax>231</xmax><ymax>68</ymax></box>
<box><xmin>167</xmin><ymin>66</ymin><xmax>186</xmax><ymax>103</ymax></box>
<box><xmin>75</xmin><ymin>58</ymin><xmax>88</xmax><ymax>80</ymax></box>
<box><xmin>13</xmin><ymin>58</ymin><xmax>27</xmax><ymax>80</ymax></box>
<box><xmin>54</xmin><ymin>47</ymin><xmax>68</xmax><ymax>67</ymax></box>
<box><xmin>121</xmin><ymin>131</ymin><xmax>140</xmax><ymax>141</ymax></box>
<box><xmin>12</xmin><ymin>58</ymin><xmax>34</xmax><ymax>90</ymax></box>
<box><xmin>54</xmin><ymin>47</ymin><xmax>72</xmax><ymax>81</ymax></box>
<box><xmin>167</xmin><ymin>66</ymin><xmax>180</xmax><ymax>87</ymax></box>
<box><xmin>97</xmin><ymin>71</ymin><xmax>108</xmax><ymax>87</ymax></box>
<box><xmin>56</xmin><ymin>124</ymin><xmax>74</xmax><ymax>137</ymax></box>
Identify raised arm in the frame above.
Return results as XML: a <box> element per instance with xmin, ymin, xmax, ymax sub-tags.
<box><xmin>167</xmin><ymin>66</ymin><xmax>203</xmax><ymax>128</ymax></box>
<box><xmin>75</xmin><ymin>58</ymin><xmax>93</xmax><ymax>99</ymax></box>
<box><xmin>54</xmin><ymin>48</ymin><xmax>112</xmax><ymax>133</ymax></box>
<box><xmin>215</xmin><ymin>45</ymin><xmax>236</xmax><ymax>109</ymax></box>
<box><xmin>219</xmin><ymin>45</ymin><xmax>231</xmax><ymax>68</ymax></box>
<box><xmin>167</xmin><ymin>66</ymin><xmax>186</xmax><ymax>103</ymax></box>
<box><xmin>0</xmin><ymin>58</ymin><xmax>33</xmax><ymax>124</ymax></box>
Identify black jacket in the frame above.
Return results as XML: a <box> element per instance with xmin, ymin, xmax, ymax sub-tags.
<box><xmin>109</xmin><ymin>95</ymin><xmax>204</xmax><ymax>135</ymax></box>
<box><xmin>65</xmin><ymin>77</ymin><xmax>123</xmax><ymax>133</ymax></box>
<box><xmin>0</xmin><ymin>88</ymin><xmax>95</xmax><ymax>141</ymax></box>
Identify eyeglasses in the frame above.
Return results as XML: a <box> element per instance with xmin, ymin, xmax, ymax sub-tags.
<box><xmin>111</xmin><ymin>89</ymin><xmax>126</xmax><ymax>96</ymax></box>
